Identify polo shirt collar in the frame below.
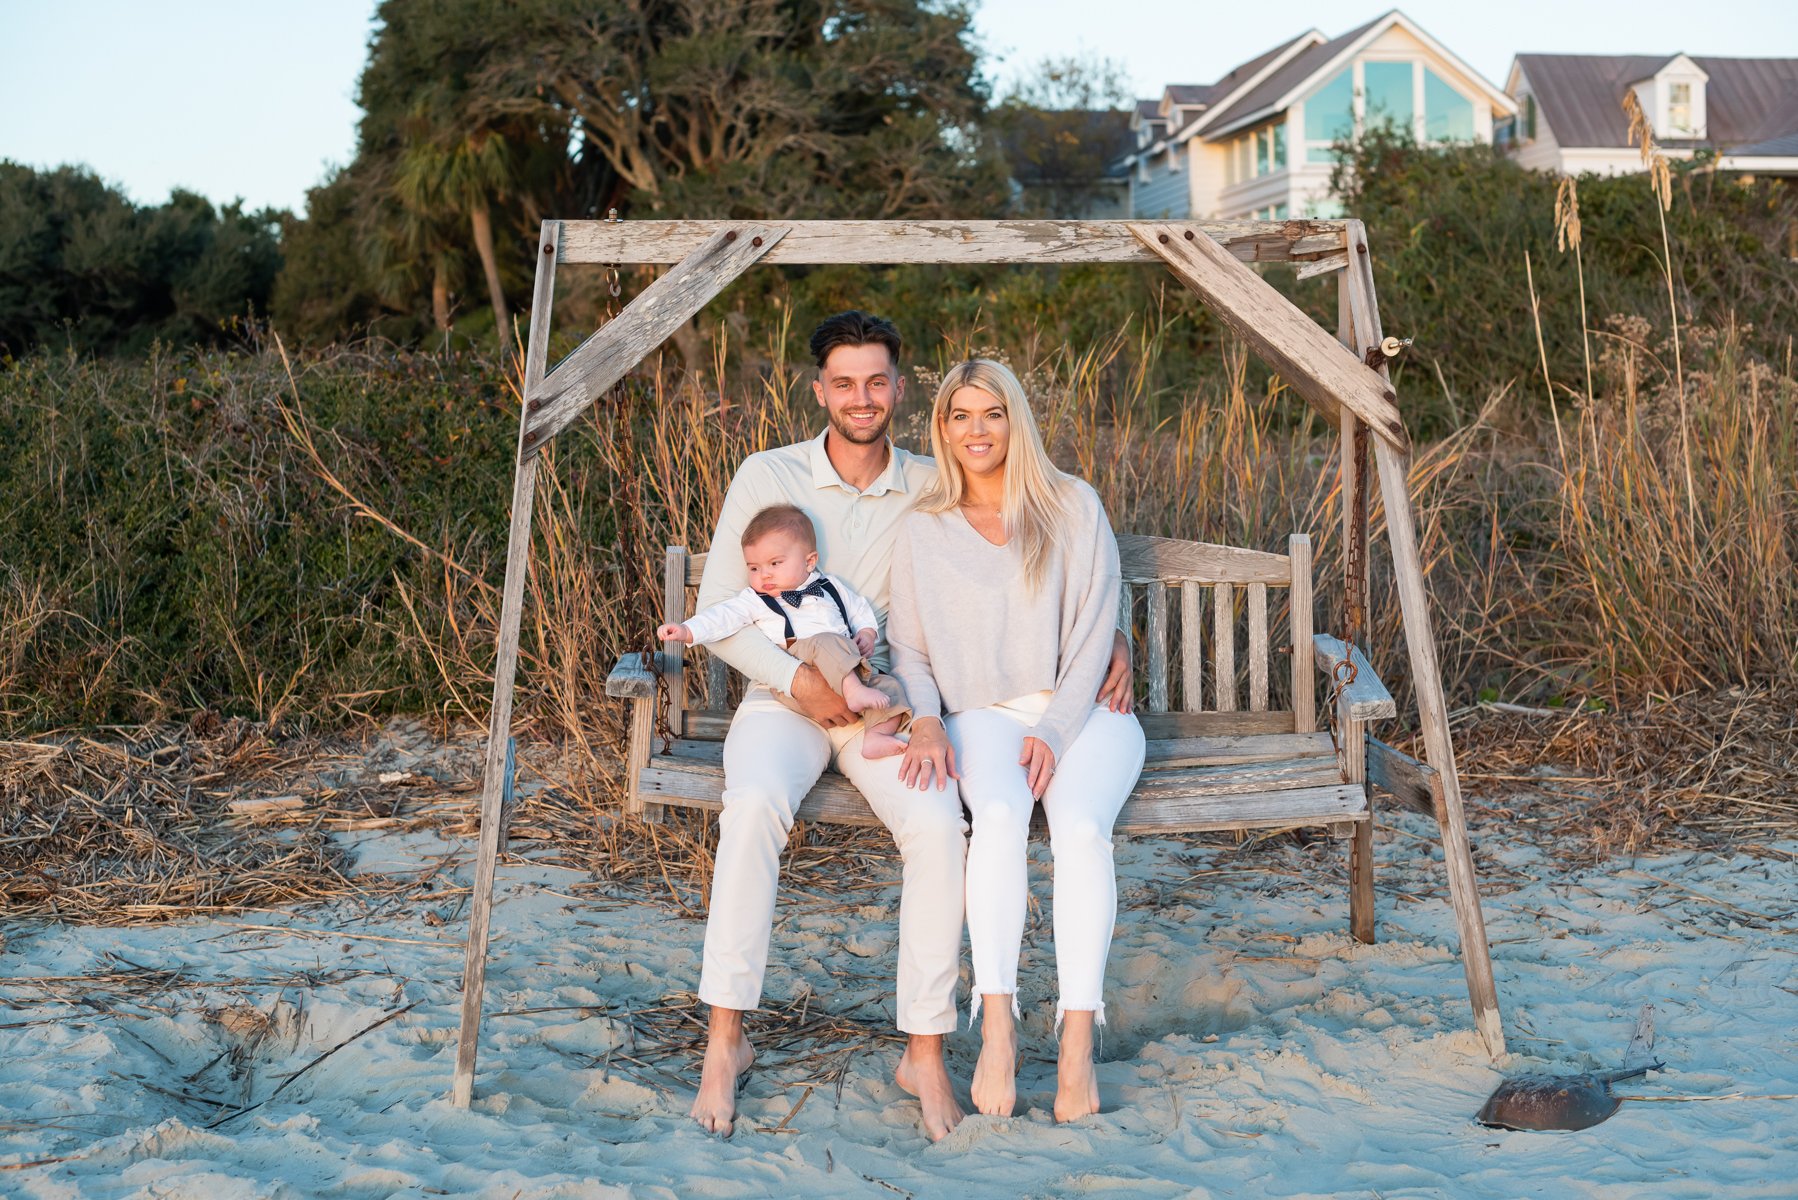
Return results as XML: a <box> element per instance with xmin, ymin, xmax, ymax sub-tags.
<box><xmin>807</xmin><ymin>428</ymin><xmax>911</xmax><ymax>497</ymax></box>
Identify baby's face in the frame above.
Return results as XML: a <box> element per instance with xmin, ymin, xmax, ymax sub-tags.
<box><xmin>742</xmin><ymin>531</ymin><xmax>817</xmax><ymax>595</ymax></box>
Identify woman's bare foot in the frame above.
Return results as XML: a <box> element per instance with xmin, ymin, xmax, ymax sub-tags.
<box><xmin>690</xmin><ymin>1008</ymin><xmax>756</xmax><ymax>1136</ymax></box>
<box><xmin>970</xmin><ymin>996</ymin><xmax>1018</xmax><ymax>1116</ymax></box>
<box><xmin>841</xmin><ymin>673</ymin><xmax>890</xmax><ymax>714</ymax></box>
<box><xmin>894</xmin><ymin>1034</ymin><xmax>965</xmax><ymax>1141</ymax></box>
<box><xmin>1054</xmin><ymin>1010</ymin><xmax>1101</xmax><ymax>1123</ymax></box>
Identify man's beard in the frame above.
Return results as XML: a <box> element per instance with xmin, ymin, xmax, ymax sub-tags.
<box><xmin>827</xmin><ymin>406</ymin><xmax>892</xmax><ymax>445</ymax></box>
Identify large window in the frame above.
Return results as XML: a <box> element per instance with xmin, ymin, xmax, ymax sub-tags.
<box><xmin>1425</xmin><ymin>68</ymin><xmax>1474</xmax><ymax>141</ymax></box>
<box><xmin>1363</xmin><ymin>61</ymin><xmax>1414</xmax><ymax>132</ymax></box>
<box><xmin>1225</xmin><ymin>121</ymin><xmax>1291</xmax><ymax>187</ymax></box>
<box><xmin>1304</xmin><ymin>60</ymin><xmax>1479</xmax><ymax>158</ymax></box>
<box><xmin>1305</xmin><ymin>68</ymin><xmax>1355</xmax><ymax>161</ymax></box>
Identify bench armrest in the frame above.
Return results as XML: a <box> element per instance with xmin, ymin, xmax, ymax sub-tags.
<box><xmin>605</xmin><ymin>652</ymin><xmax>661</xmax><ymax>699</ymax></box>
<box><xmin>1312</xmin><ymin>634</ymin><xmax>1396</xmax><ymax>721</ymax></box>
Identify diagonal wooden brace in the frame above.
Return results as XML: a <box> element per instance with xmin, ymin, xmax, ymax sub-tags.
<box><xmin>520</xmin><ymin>224</ymin><xmax>789</xmax><ymax>457</ymax></box>
<box><xmin>1128</xmin><ymin>222</ymin><xmax>1407</xmax><ymax>451</ymax></box>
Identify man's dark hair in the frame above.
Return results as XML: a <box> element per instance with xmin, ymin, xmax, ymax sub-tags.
<box><xmin>809</xmin><ymin>310</ymin><xmax>902</xmax><ymax>371</ymax></box>
<box><xmin>741</xmin><ymin>504</ymin><xmax>818</xmax><ymax>553</ymax></box>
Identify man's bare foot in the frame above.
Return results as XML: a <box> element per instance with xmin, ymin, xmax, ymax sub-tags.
<box><xmin>690</xmin><ymin>1009</ymin><xmax>756</xmax><ymax>1136</ymax></box>
<box><xmin>970</xmin><ymin>997</ymin><xmax>1018</xmax><ymax>1116</ymax></box>
<box><xmin>894</xmin><ymin>1033</ymin><xmax>965</xmax><ymax>1141</ymax></box>
<box><xmin>842</xmin><ymin>673</ymin><xmax>889</xmax><ymax>714</ymax></box>
<box><xmin>1054</xmin><ymin>1010</ymin><xmax>1101</xmax><ymax>1122</ymax></box>
<box><xmin>860</xmin><ymin>729</ymin><xmax>907</xmax><ymax>759</ymax></box>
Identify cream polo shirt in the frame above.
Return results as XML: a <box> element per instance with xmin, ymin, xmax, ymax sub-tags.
<box><xmin>696</xmin><ymin>430</ymin><xmax>936</xmax><ymax>694</ymax></box>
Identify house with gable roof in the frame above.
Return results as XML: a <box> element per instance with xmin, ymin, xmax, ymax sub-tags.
<box><xmin>1121</xmin><ymin>9</ymin><xmax>1515</xmax><ymax>220</ymax></box>
<box><xmin>1504</xmin><ymin>53</ymin><xmax>1798</xmax><ymax>177</ymax></box>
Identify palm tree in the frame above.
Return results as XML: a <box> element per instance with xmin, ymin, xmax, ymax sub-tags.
<box><xmin>394</xmin><ymin>105</ymin><xmax>518</xmax><ymax>347</ymax></box>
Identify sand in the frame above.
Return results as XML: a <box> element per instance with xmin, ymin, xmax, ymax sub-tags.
<box><xmin>4</xmin><ymin>740</ymin><xmax>1796</xmax><ymax>1198</ymax></box>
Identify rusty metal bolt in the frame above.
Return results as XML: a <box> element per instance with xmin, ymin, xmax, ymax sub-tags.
<box><xmin>1356</xmin><ymin>242</ymin><xmax>1368</xmax><ymax>254</ymax></box>
<box><xmin>752</xmin><ymin>236</ymin><xmax>763</xmax><ymax>247</ymax></box>
<box><xmin>543</xmin><ymin>243</ymin><xmax>553</xmax><ymax>255</ymax></box>
<box><xmin>1184</xmin><ymin>230</ymin><xmax>1195</xmax><ymax>240</ymax></box>
<box><xmin>527</xmin><ymin>399</ymin><xmax>542</xmax><ymax>412</ymax></box>
<box><xmin>1158</xmin><ymin>233</ymin><xmax>1170</xmax><ymax>244</ymax></box>
<box><xmin>724</xmin><ymin>230</ymin><xmax>737</xmax><ymax>242</ymax></box>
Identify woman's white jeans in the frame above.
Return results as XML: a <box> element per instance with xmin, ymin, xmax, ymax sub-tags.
<box><xmin>947</xmin><ymin>692</ymin><xmax>1145</xmax><ymax>1026</ymax></box>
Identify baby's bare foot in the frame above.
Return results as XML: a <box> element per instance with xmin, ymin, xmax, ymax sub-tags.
<box><xmin>842</xmin><ymin>674</ymin><xmax>889</xmax><ymax>713</ymax></box>
<box><xmin>861</xmin><ymin>730</ymin><xmax>908</xmax><ymax>759</ymax></box>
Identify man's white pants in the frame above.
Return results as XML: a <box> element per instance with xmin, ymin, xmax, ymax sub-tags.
<box><xmin>697</xmin><ymin>685</ymin><xmax>967</xmax><ymax>1035</ymax></box>
<box><xmin>946</xmin><ymin>694</ymin><xmax>1145</xmax><ymax>1026</ymax></box>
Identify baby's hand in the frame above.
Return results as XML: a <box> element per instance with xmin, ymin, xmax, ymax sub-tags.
<box><xmin>853</xmin><ymin>628</ymin><xmax>876</xmax><ymax>656</ymax></box>
<box><xmin>657</xmin><ymin>623</ymin><xmax>693</xmax><ymax>644</ymax></box>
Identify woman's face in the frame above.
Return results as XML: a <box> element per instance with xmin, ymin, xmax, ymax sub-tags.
<box><xmin>943</xmin><ymin>385</ymin><xmax>1009</xmax><ymax>482</ymax></box>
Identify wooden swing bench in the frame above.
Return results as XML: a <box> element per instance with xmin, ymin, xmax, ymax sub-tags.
<box><xmin>453</xmin><ymin>218</ymin><xmax>1507</xmax><ymax>1110</ymax></box>
<box><xmin>608</xmin><ymin>530</ymin><xmax>1442</xmax><ymax>943</ymax></box>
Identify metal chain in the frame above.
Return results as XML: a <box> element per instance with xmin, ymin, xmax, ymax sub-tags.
<box><xmin>600</xmin><ymin>206</ymin><xmax>675</xmax><ymax>754</ymax></box>
<box><xmin>1325</xmin><ymin>338</ymin><xmax>1409</xmax><ymax>757</ymax></box>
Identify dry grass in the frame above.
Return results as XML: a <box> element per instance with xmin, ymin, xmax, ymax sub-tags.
<box><xmin>1455</xmin><ymin>686</ymin><xmax>1798</xmax><ymax>862</ymax></box>
<box><xmin>0</xmin><ymin>721</ymin><xmax>426</xmax><ymax>923</ymax></box>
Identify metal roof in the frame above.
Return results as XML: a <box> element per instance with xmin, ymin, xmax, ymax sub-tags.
<box><xmin>1516</xmin><ymin>53</ymin><xmax>1798</xmax><ymax>151</ymax></box>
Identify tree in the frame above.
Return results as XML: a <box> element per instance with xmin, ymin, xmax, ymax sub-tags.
<box><xmin>0</xmin><ymin>162</ymin><xmax>281</xmax><ymax>356</ymax></box>
<box><xmin>467</xmin><ymin>0</ymin><xmax>1007</xmax><ymax>219</ymax></box>
<box><xmin>990</xmin><ymin>55</ymin><xmax>1133</xmax><ymax>218</ymax></box>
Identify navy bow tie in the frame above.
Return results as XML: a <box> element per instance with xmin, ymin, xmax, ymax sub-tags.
<box><xmin>780</xmin><ymin>578</ymin><xmax>831</xmax><ymax>608</ymax></box>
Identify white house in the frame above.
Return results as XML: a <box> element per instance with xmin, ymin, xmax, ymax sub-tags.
<box><xmin>1504</xmin><ymin>53</ymin><xmax>1798</xmax><ymax>177</ymax></box>
<box><xmin>1121</xmin><ymin>9</ymin><xmax>1514</xmax><ymax>220</ymax></box>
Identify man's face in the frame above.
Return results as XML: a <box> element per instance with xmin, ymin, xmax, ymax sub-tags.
<box><xmin>812</xmin><ymin>343</ymin><xmax>903</xmax><ymax>446</ymax></box>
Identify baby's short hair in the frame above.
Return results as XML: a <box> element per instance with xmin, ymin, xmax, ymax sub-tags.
<box><xmin>741</xmin><ymin>504</ymin><xmax>817</xmax><ymax>553</ymax></box>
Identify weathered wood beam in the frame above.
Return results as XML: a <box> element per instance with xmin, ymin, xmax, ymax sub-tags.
<box><xmin>1365</xmin><ymin>735</ymin><xmax>1444</xmax><ymax>818</ymax></box>
<box><xmin>1342</xmin><ymin>223</ymin><xmax>1505</xmax><ymax>1057</ymax></box>
<box><xmin>1312</xmin><ymin>634</ymin><xmax>1397</xmax><ymax>721</ymax></box>
<box><xmin>557</xmin><ymin>219</ymin><xmax>1349</xmax><ymax>266</ymax></box>
<box><xmin>520</xmin><ymin>225</ymin><xmax>788</xmax><ymax>456</ymax></box>
<box><xmin>452</xmin><ymin>222</ymin><xmax>560</xmax><ymax>1109</ymax></box>
<box><xmin>1130</xmin><ymin>223</ymin><xmax>1408</xmax><ymax>451</ymax></box>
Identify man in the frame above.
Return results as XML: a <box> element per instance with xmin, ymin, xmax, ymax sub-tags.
<box><xmin>688</xmin><ymin>311</ymin><xmax>1130</xmax><ymax>1140</ymax></box>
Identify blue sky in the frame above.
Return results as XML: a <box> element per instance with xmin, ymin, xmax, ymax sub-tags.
<box><xmin>1</xmin><ymin>1</ymin><xmax>1790</xmax><ymax>215</ymax></box>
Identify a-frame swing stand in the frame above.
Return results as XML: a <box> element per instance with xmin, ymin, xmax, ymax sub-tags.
<box><xmin>449</xmin><ymin>219</ymin><xmax>1506</xmax><ymax>1107</ymax></box>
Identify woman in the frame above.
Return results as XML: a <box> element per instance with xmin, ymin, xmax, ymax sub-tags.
<box><xmin>886</xmin><ymin>358</ymin><xmax>1146</xmax><ymax>1122</ymax></box>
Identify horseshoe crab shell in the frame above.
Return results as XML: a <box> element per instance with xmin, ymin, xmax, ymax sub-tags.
<box><xmin>1475</xmin><ymin>1064</ymin><xmax>1661</xmax><ymax>1132</ymax></box>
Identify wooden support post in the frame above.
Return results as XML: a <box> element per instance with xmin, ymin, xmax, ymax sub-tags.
<box><xmin>452</xmin><ymin>224</ymin><xmax>562</xmax><ymax>1108</ymax></box>
<box><xmin>1336</xmin><ymin>270</ymin><xmax>1371</xmax><ymax>637</ymax></box>
<box><xmin>1287</xmin><ymin>534</ymin><xmax>1314</xmax><ymax>733</ymax></box>
<box><xmin>1342</xmin><ymin>221</ymin><xmax>1505</xmax><ymax>1056</ymax></box>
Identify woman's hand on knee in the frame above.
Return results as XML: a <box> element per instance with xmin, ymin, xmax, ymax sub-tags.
<box><xmin>900</xmin><ymin>718</ymin><xmax>958</xmax><ymax>791</ymax></box>
<box><xmin>1019</xmin><ymin>736</ymin><xmax>1056</xmax><ymax>799</ymax></box>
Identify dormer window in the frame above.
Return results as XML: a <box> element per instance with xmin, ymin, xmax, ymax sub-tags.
<box><xmin>1668</xmin><ymin>82</ymin><xmax>1693</xmax><ymax>134</ymax></box>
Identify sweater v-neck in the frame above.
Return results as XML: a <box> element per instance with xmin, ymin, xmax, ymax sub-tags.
<box><xmin>952</xmin><ymin>504</ymin><xmax>1011</xmax><ymax>549</ymax></box>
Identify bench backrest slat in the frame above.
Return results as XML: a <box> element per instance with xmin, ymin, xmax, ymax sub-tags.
<box><xmin>1145</xmin><ymin>583</ymin><xmax>1170</xmax><ymax>711</ymax></box>
<box><xmin>664</xmin><ymin>530</ymin><xmax>1315</xmax><ymax>732</ymax></box>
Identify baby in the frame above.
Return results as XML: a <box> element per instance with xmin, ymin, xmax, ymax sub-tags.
<box><xmin>657</xmin><ymin>503</ymin><xmax>911</xmax><ymax>758</ymax></box>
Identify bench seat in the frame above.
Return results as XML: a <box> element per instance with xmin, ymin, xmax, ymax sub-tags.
<box><xmin>635</xmin><ymin>735</ymin><xmax>1367</xmax><ymax>835</ymax></box>
<box><xmin>610</xmin><ymin>532</ymin><xmax>1430</xmax><ymax>941</ymax></box>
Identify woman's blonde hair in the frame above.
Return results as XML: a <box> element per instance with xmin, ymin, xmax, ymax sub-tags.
<box><xmin>917</xmin><ymin>358</ymin><xmax>1070</xmax><ymax>589</ymax></box>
